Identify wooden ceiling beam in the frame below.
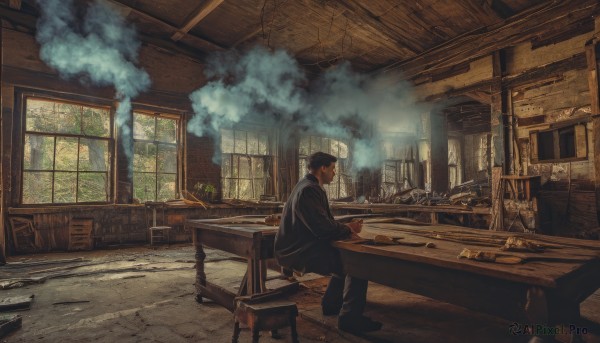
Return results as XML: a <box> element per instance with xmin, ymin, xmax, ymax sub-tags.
<box><xmin>108</xmin><ymin>0</ymin><xmax>224</xmax><ymax>52</ymax></box>
<box><xmin>0</xmin><ymin>4</ymin><xmax>208</xmax><ymax>64</ymax></box>
<box><xmin>171</xmin><ymin>0</ymin><xmax>224</xmax><ymax>41</ymax></box>
<box><xmin>382</xmin><ymin>0</ymin><xmax>600</xmax><ymax>80</ymax></box>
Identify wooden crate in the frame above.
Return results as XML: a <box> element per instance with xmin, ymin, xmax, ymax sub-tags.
<box><xmin>69</xmin><ymin>218</ymin><xmax>93</xmax><ymax>251</ymax></box>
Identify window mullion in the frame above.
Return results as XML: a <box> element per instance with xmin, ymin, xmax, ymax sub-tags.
<box><xmin>52</xmin><ymin>136</ymin><xmax>57</xmax><ymax>203</ymax></box>
<box><xmin>76</xmin><ymin>137</ymin><xmax>81</xmax><ymax>203</ymax></box>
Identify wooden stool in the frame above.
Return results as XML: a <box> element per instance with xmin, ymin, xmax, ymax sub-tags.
<box><xmin>232</xmin><ymin>298</ymin><xmax>299</xmax><ymax>343</ymax></box>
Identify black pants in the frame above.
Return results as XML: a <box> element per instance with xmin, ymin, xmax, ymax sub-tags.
<box><xmin>300</xmin><ymin>247</ymin><xmax>368</xmax><ymax>317</ymax></box>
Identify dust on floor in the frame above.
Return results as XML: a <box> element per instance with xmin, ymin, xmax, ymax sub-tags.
<box><xmin>0</xmin><ymin>244</ymin><xmax>599</xmax><ymax>343</ymax></box>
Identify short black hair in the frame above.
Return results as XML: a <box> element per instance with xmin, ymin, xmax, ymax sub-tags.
<box><xmin>307</xmin><ymin>152</ymin><xmax>337</xmax><ymax>171</ymax></box>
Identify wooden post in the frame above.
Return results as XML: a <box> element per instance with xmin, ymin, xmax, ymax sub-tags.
<box><xmin>490</xmin><ymin>51</ymin><xmax>506</xmax><ymax>230</ymax></box>
<box><xmin>0</xmin><ymin>25</ymin><xmax>5</xmax><ymax>261</ymax></box>
<box><xmin>585</xmin><ymin>34</ymin><xmax>600</xmax><ymax>225</ymax></box>
<box><xmin>115</xmin><ymin>101</ymin><xmax>133</xmax><ymax>203</ymax></box>
<box><xmin>430</xmin><ymin>110</ymin><xmax>448</xmax><ymax>193</ymax></box>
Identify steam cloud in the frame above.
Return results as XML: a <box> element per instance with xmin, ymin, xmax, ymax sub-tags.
<box><xmin>188</xmin><ymin>47</ymin><xmax>426</xmax><ymax>170</ymax></box>
<box><xmin>35</xmin><ymin>0</ymin><xmax>151</xmax><ymax>177</ymax></box>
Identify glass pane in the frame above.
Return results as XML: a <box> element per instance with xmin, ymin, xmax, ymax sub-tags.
<box><xmin>157</xmin><ymin>174</ymin><xmax>176</xmax><ymax>201</ymax></box>
<box><xmin>82</xmin><ymin>106</ymin><xmax>110</xmax><ymax>137</ymax></box>
<box><xmin>338</xmin><ymin>141</ymin><xmax>349</xmax><ymax>158</ymax></box>
<box><xmin>221</xmin><ymin>155</ymin><xmax>232</xmax><ymax>178</ymax></box>
<box><xmin>79</xmin><ymin>139</ymin><xmax>108</xmax><ymax>172</ymax></box>
<box><xmin>157</xmin><ymin>144</ymin><xmax>177</xmax><ymax>173</ymax></box>
<box><xmin>299</xmin><ymin>159</ymin><xmax>307</xmax><ymax>175</ymax></box>
<box><xmin>54</xmin><ymin>102</ymin><xmax>82</xmax><ymax>134</ymax></box>
<box><xmin>55</xmin><ymin>137</ymin><xmax>79</xmax><ymax>171</ymax></box>
<box><xmin>247</xmin><ymin>132</ymin><xmax>259</xmax><ymax>155</ymax></box>
<box><xmin>238</xmin><ymin>156</ymin><xmax>250</xmax><ymax>179</ymax></box>
<box><xmin>24</xmin><ymin>135</ymin><xmax>54</xmax><ymax>170</ymax></box>
<box><xmin>238</xmin><ymin>179</ymin><xmax>252</xmax><ymax>199</ymax></box>
<box><xmin>222</xmin><ymin>178</ymin><xmax>237</xmax><ymax>199</ymax></box>
<box><xmin>156</xmin><ymin>117</ymin><xmax>177</xmax><ymax>143</ymax></box>
<box><xmin>78</xmin><ymin>172</ymin><xmax>108</xmax><ymax>202</ymax></box>
<box><xmin>234</xmin><ymin>131</ymin><xmax>247</xmax><ymax>154</ymax></box>
<box><xmin>298</xmin><ymin>136</ymin><xmax>309</xmax><ymax>156</ymax></box>
<box><xmin>133</xmin><ymin>172</ymin><xmax>156</xmax><ymax>202</ymax></box>
<box><xmin>133</xmin><ymin>142</ymin><xmax>157</xmax><ymax>172</ymax></box>
<box><xmin>259</xmin><ymin>134</ymin><xmax>268</xmax><ymax>155</ymax></box>
<box><xmin>26</xmin><ymin>98</ymin><xmax>58</xmax><ymax>133</ymax></box>
<box><xmin>251</xmin><ymin>157</ymin><xmax>264</xmax><ymax>178</ymax></box>
<box><xmin>221</xmin><ymin>129</ymin><xmax>234</xmax><ymax>154</ymax></box>
<box><xmin>254</xmin><ymin>179</ymin><xmax>264</xmax><ymax>198</ymax></box>
<box><xmin>133</xmin><ymin>112</ymin><xmax>155</xmax><ymax>140</ymax></box>
<box><xmin>231</xmin><ymin>156</ymin><xmax>238</xmax><ymax>178</ymax></box>
<box><xmin>22</xmin><ymin>171</ymin><xmax>52</xmax><ymax>204</ymax></box>
<box><xmin>54</xmin><ymin>171</ymin><xmax>77</xmax><ymax>203</ymax></box>
<box><xmin>322</xmin><ymin>138</ymin><xmax>331</xmax><ymax>154</ymax></box>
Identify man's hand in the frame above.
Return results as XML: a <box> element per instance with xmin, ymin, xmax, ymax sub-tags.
<box><xmin>346</xmin><ymin>219</ymin><xmax>363</xmax><ymax>234</ymax></box>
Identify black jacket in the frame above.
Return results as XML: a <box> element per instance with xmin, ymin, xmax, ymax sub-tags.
<box><xmin>274</xmin><ymin>174</ymin><xmax>351</xmax><ymax>269</ymax></box>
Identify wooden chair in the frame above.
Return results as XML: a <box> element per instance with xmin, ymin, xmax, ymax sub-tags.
<box><xmin>8</xmin><ymin>217</ymin><xmax>39</xmax><ymax>253</ymax></box>
<box><xmin>144</xmin><ymin>202</ymin><xmax>171</xmax><ymax>246</ymax></box>
<box><xmin>232</xmin><ymin>292</ymin><xmax>299</xmax><ymax>343</ymax></box>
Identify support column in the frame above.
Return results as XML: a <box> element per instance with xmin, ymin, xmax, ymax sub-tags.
<box><xmin>430</xmin><ymin>110</ymin><xmax>448</xmax><ymax>193</ymax></box>
<box><xmin>115</xmin><ymin>102</ymin><xmax>133</xmax><ymax>203</ymax></box>
<box><xmin>585</xmin><ymin>31</ymin><xmax>600</xmax><ymax>225</ymax></box>
<box><xmin>490</xmin><ymin>51</ymin><xmax>507</xmax><ymax>230</ymax></box>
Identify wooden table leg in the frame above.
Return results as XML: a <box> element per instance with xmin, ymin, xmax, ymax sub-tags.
<box><xmin>194</xmin><ymin>229</ymin><xmax>206</xmax><ymax>303</ymax></box>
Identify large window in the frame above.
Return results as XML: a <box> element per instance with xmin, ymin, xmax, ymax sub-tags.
<box><xmin>133</xmin><ymin>112</ymin><xmax>179</xmax><ymax>202</ymax></box>
<box><xmin>221</xmin><ymin>129</ymin><xmax>272</xmax><ymax>200</ymax></box>
<box><xmin>448</xmin><ymin>138</ymin><xmax>462</xmax><ymax>189</ymax></box>
<box><xmin>22</xmin><ymin>97</ymin><xmax>111</xmax><ymax>204</ymax></box>
<box><xmin>381</xmin><ymin>141</ymin><xmax>415</xmax><ymax>198</ymax></box>
<box><xmin>298</xmin><ymin>135</ymin><xmax>350</xmax><ymax>200</ymax></box>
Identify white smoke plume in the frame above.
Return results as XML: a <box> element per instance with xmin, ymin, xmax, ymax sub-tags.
<box><xmin>35</xmin><ymin>0</ymin><xmax>151</xmax><ymax>177</ymax></box>
<box><xmin>188</xmin><ymin>46</ymin><xmax>426</xmax><ymax>170</ymax></box>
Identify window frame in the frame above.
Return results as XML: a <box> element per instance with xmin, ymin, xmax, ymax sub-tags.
<box><xmin>20</xmin><ymin>94</ymin><xmax>115</xmax><ymax>205</ymax></box>
<box><xmin>298</xmin><ymin>135</ymin><xmax>351</xmax><ymax>200</ymax></box>
<box><xmin>529</xmin><ymin>121</ymin><xmax>588</xmax><ymax>164</ymax></box>
<box><xmin>220</xmin><ymin>128</ymin><xmax>273</xmax><ymax>200</ymax></box>
<box><xmin>132</xmin><ymin>110</ymin><xmax>181</xmax><ymax>203</ymax></box>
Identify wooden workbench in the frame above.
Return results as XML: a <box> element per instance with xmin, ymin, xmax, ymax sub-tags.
<box><xmin>186</xmin><ymin>216</ymin><xmax>279</xmax><ymax>311</ymax></box>
<box><xmin>331</xmin><ymin>203</ymin><xmax>491</xmax><ymax>224</ymax></box>
<box><xmin>333</xmin><ymin>222</ymin><xmax>600</xmax><ymax>326</ymax></box>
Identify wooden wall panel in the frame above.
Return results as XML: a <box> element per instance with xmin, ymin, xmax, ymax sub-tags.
<box><xmin>414</xmin><ymin>56</ymin><xmax>493</xmax><ymax>100</ymax></box>
<box><xmin>507</xmin><ymin>31</ymin><xmax>595</xmax><ymax>75</ymax></box>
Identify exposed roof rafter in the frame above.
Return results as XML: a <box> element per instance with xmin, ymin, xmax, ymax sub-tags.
<box><xmin>171</xmin><ymin>0</ymin><xmax>224</xmax><ymax>41</ymax></box>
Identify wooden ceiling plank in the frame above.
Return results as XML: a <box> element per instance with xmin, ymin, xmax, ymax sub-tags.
<box><xmin>332</xmin><ymin>0</ymin><xmax>422</xmax><ymax>55</ymax></box>
<box><xmin>384</xmin><ymin>0</ymin><xmax>600</xmax><ymax>79</ymax></box>
<box><xmin>487</xmin><ymin>0</ymin><xmax>516</xmax><ymax>19</ymax></box>
<box><xmin>171</xmin><ymin>0</ymin><xmax>225</xmax><ymax>41</ymax></box>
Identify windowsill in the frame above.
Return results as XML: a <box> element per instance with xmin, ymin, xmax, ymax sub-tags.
<box><xmin>8</xmin><ymin>201</ymin><xmax>284</xmax><ymax>215</ymax></box>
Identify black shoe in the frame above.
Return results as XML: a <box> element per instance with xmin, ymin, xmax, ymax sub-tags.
<box><xmin>338</xmin><ymin>315</ymin><xmax>382</xmax><ymax>333</ymax></box>
<box><xmin>322</xmin><ymin>305</ymin><xmax>341</xmax><ymax>316</ymax></box>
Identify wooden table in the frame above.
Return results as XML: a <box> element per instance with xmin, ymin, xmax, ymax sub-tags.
<box><xmin>186</xmin><ymin>216</ymin><xmax>279</xmax><ymax>311</ymax></box>
<box><xmin>333</xmin><ymin>222</ymin><xmax>600</xmax><ymax>328</ymax></box>
<box><xmin>331</xmin><ymin>203</ymin><xmax>491</xmax><ymax>225</ymax></box>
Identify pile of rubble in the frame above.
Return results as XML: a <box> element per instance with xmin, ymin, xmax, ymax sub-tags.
<box><xmin>382</xmin><ymin>179</ymin><xmax>491</xmax><ymax>207</ymax></box>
